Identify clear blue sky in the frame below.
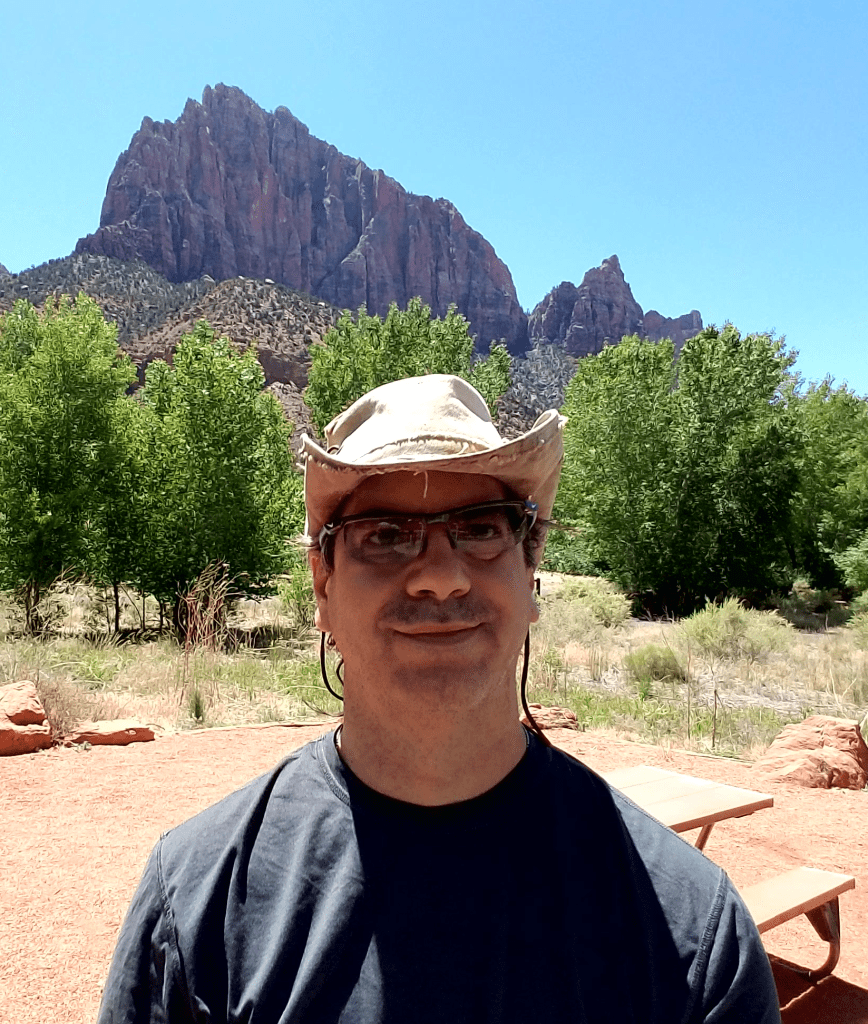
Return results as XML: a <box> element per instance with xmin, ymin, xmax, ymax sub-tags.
<box><xmin>2</xmin><ymin>0</ymin><xmax>866</xmax><ymax>394</ymax></box>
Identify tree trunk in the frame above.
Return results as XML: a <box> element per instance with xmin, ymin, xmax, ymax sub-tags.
<box><xmin>113</xmin><ymin>582</ymin><xmax>121</xmax><ymax>634</ymax></box>
<box><xmin>24</xmin><ymin>580</ymin><xmax>42</xmax><ymax>635</ymax></box>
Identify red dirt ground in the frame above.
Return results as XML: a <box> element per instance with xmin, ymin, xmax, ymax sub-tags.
<box><xmin>1</xmin><ymin>724</ymin><xmax>866</xmax><ymax>1023</ymax></box>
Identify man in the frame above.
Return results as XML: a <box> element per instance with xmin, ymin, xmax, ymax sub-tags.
<box><xmin>98</xmin><ymin>375</ymin><xmax>781</xmax><ymax>1023</ymax></box>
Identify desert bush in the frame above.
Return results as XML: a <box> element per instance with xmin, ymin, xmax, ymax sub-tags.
<box><xmin>555</xmin><ymin>577</ymin><xmax>631</xmax><ymax>629</ymax></box>
<box><xmin>623</xmin><ymin>643</ymin><xmax>688</xmax><ymax>689</ymax></box>
<box><xmin>536</xmin><ymin>593</ymin><xmax>601</xmax><ymax>647</ymax></box>
<box><xmin>849</xmin><ymin>612</ymin><xmax>868</xmax><ymax>651</ymax></box>
<box><xmin>677</xmin><ymin>597</ymin><xmax>792</xmax><ymax>663</ymax></box>
<box><xmin>278</xmin><ymin>553</ymin><xmax>316</xmax><ymax>635</ymax></box>
<box><xmin>836</xmin><ymin>533</ymin><xmax>868</xmax><ymax>595</ymax></box>
<box><xmin>774</xmin><ymin>580</ymin><xmax>850</xmax><ymax>630</ymax></box>
<box><xmin>34</xmin><ymin>675</ymin><xmax>92</xmax><ymax>739</ymax></box>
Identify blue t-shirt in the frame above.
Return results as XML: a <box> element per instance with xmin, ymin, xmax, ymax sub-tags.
<box><xmin>98</xmin><ymin>730</ymin><xmax>780</xmax><ymax>1023</ymax></box>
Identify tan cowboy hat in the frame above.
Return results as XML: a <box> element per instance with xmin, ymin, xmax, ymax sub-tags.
<box><xmin>301</xmin><ymin>374</ymin><xmax>566</xmax><ymax>540</ymax></box>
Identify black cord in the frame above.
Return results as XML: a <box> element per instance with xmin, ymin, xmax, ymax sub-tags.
<box><xmin>520</xmin><ymin>630</ymin><xmax>551</xmax><ymax>746</ymax></box>
<box><xmin>320</xmin><ymin>631</ymin><xmax>344</xmax><ymax>702</ymax></box>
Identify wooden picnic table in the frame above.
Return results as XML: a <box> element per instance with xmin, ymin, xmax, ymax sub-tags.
<box><xmin>600</xmin><ymin>764</ymin><xmax>774</xmax><ymax>851</ymax></box>
<box><xmin>601</xmin><ymin>764</ymin><xmax>857</xmax><ymax>981</ymax></box>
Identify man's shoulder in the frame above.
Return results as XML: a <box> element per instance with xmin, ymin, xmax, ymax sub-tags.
<box><xmin>158</xmin><ymin>732</ymin><xmax>342</xmax><ymax>875</ymax></box>
<box><xmin>542</xmin><ymin>742</ymin><xmax>724</xmax><ymax>888</ymax></box>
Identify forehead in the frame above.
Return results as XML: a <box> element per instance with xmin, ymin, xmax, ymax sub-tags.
<box><xmin>342</xmin><ymin>471</ymin><xmax>510</xmax><ymax>516</ymax></box>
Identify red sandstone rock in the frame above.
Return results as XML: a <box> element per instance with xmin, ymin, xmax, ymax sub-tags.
<box><xmin>64</xmin><ymin>720</ymin><xmax>156</xmax><ymax>747</ymax></box>
<box><xmin>0</xmin><ymin>681</ymin><xmax>52</xmax><ymax>756</ymax></box>
<box><xmin>0</xmin><ymin>680</ymin><xmax>46</xmax><ymax>725</ymax></box>
<box><xmin>528</xmin><ymin>256</ymin><xmax>703</xmax><ymax>357</ymax></box>
<box><xmin>76</xmin><ymin>85</ymin><xmax>527</xmax><ymax>354</ymax></box>
<box><xmin>520</xmin><ymin>703</ymin><xmax>579</xmax><ymax>731</ymax></box>
<box><xmin>642</xmin><ymin>309</ymin><xmax>703</xmax><ymax>353</ymax></box>
<box><xmin>753</xmin><ymin>715</ymin><xmax>868</xmax><ymax>790</ymax></box>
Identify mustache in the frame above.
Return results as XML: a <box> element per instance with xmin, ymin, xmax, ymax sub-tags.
<box><xmin>380</xmin><ymin>595</ymin><xmax>491</xmax><ymax>627</ymax></box>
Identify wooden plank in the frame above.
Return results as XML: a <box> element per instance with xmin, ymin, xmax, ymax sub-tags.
<box><xmin>741</xmin><ymin>868</ymin><xmax>856</xmax><ymax>933</ymax></box>
<box><xmin>599</xmin><ymin>765</ymin><xmax>675</xmax><ymax>788</ymax></box>
<box><xmin>602</xmin><ymin>766</ymin><xmax>773</xmax><ymax>832</ymax></box>
<box><xmin>639</xmin><ymin>784</ymin><xmax>773</xmax><ymax>832</ymax></box>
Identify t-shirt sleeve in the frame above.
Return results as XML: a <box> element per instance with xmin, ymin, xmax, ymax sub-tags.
<box><xmin>695</xmin><ymin>877</ymin><xmax>781</xmax><ymax>1024</ymax></box>
<box><xmin>97</xmin><ymin>839</ymin><xmax>192</xmax><ymax>1024</ymax></box>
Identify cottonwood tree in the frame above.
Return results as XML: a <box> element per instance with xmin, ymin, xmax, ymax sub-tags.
<box><xmin>0</xmin><ymin>295</ymin><xmax>137</xmax><ymax>631</ymax></box>
<box><xmin>556</xmin><ymin>327</ymin><xmax>800</xmax><ymax>613</ymax></box>
<box><xmin>136</xmin><ymin>322</ymin><xmax>302</xmax><ymax>635</ymax></box>
<box><xmin>785</xmin><ymin>378</ymin><xmax>868</xmax><ymax>586</ymax></box>
<box><xmin>304</xmin><ymin>298</ymin><xmax>511</xmax><ymax>432</ymax></box>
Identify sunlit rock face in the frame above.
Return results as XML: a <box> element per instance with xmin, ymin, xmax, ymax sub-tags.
<box><xmin>529</xmin><ymin>255</ymin><xmax>702</xmax><ymax>357</ymax></box>
<box><xmin>75</xmin><ymin>84</ymin><xmax>528</xmax><ymax>354</ymax></box>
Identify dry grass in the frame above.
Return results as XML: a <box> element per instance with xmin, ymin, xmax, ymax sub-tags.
<box><xmin>527</xmin><ymin>581</ymin><xmax>866</xmax><ymax>757</ymax></box>
<box><xmin>1</xmin><ymin>577</ymin><xmax>865</xmax><ymax>756</ymax></box>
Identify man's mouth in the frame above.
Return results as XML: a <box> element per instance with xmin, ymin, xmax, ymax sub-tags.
<box><xmin>390</xmin><ymin>622</ymin><xmax>481</xmax><ymax>637</ymax></box>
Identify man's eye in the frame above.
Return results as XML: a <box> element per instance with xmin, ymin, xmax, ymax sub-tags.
<box><xmin>360</xmin><ymin>521</ymin><xmax>415</xmax><ymax>548</ymax></box>
<box><xmin>454</xmin><ymin>515</ymin><xmax>509</xmax><ymax>541</ymax></box>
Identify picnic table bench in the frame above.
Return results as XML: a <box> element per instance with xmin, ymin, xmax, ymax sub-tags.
<box><xmin>740</xmin><ymin>867</ymin><xmax>856</xmax><ymax>979</ymax></box>
<box><xmin>601</xmin><ymin>765</ymin><xmax>856</xmax><ymax>980</ymax></box>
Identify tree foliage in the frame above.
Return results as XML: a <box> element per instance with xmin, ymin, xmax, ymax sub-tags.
<box><xmin>556</xmin><ymin>327</ymin><xmax>801</xmax><ymax>612</ymax></box>
<box><xmin>785</xmin><ymin>378</ymin><xmax>868</xmax><ymax>585</ymax></box>
<box><xmin>0</xmin><ymin>295</ymin><xmax>136</xmax><ymax>629</ymax></box>
<box><xmin>137</xmin><ymin>322</ymin><xmax>302</xmax><ymax>624</ymax></box>
<box><xmin>304</xmin><ymin>298</ymin><xmax>511</xmax><ymax>432</ymax></box>
<box><xmin>0</xmin><ymin>304</ymin><xmax>305</xmax><ymax>636</ymax></box>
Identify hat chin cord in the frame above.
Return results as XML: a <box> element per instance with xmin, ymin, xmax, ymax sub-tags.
<box><xmin>319</xmin><ymin>630</ymin><xmax>550</xmax><ymax>746</ymax></box>
<box><xmin>320</xmin><ymin>631</ymin><xmax>345</xmax><ymax>703</ymax></box>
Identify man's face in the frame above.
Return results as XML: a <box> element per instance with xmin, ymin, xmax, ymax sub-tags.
<box><xmin>310</xmin><ymin>471</ymin><xmax>539</xmax><ymax>712</ymax></box>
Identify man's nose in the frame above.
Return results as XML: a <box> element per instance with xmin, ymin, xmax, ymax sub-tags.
<box><xmin>405</xmin><ymin>523</ymin><xmax>471</xmax><ymax>600</ymax></box>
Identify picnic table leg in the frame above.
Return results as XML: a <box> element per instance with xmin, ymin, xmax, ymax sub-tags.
<box><xmin>804</xmin><ymin>899</ymin><xmax>842</xmax><ymax>980</ymax></box>
<box><xmin>695</xmin><ymin>823</ymin><xmax>715</xmax><ymax>851</ymax></box>
<box><xmin>778</xmin><ymin>898</ymin><xmax>843</xmax><ymax>981</ymax></box>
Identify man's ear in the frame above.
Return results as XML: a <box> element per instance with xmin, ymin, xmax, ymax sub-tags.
<box><xmin>308</xmin><ymin>550</ymin><xmax>332</xmax><ymax>633</ymax></box>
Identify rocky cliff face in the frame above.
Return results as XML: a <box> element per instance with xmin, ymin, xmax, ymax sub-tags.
<box><xmin>528</xmin><ymin>255</ymin><xmax>702</xmax><ymax>356</ymax></box>
<box><xmin>75</xmin><ymin>84</ymin><xmax>527</xmax><ymax>353</ymax></box>
<box><xmin>0</xmin><ymin>262</ymin><xmax>10</xmax><ymax>278</ymax></box>
<box><xmin>643</xmin><ymin>308</ymin><xmax>703</xmax><ymax>350</ymax></box>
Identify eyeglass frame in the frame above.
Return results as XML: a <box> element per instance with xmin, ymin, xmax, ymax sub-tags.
<box><xmin>317</xmin><ymin>499</ymin><xmax>539</xmax><ymax>569</ymax></box>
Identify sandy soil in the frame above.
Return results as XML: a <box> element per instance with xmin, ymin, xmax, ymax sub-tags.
<box><xmin>1</xmin><ymin>723</ymin><xmax>866</xmax><ymax>1023</ymax></box>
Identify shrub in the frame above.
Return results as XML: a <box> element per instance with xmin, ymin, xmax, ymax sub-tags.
<box><xmin>555</xmin><ymin>577</ymin><xmax>631</xmax><ymax>629</ymax></box>
<box><xmin>35</xmin><ymin>675</ymin><xmax>91</xmax><ymax>739</ymax></box>
<box><xmin>278</xmin><ymin>553</ymin><xmax>316</xmax><ymax>635</ymax></box>
<box><xmin>774</xmin><ymin>581</ymin><xmax>850</xmax><ymax>630</ymax></box>
<box><xmin>623</xmin><ymin>644</ymin><xmax>689</xmax><ymax>688</ymax></box>
<box><xmin>836</xmin><ymin>533</ymin><xmax>868</xmax><ymax>594</ymax></box>
<box><xmin>848</xmin><ymin>612</ymin><xmax>868</xmax><ymax>651</ymax></box>
<box><xmin>677</xmin><ymin>597</ymin><xmax>792</xmax><ymax>663</ymax></box>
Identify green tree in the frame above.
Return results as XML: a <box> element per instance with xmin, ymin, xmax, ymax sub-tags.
<box><xmin>556</xmin><ymin>327</ymin><xmax>800</xmax><ymax>613</ymax></box>
<box><xmin>786</xmin><ymin>378</ymin><xmax>868</xmax><ymax>585</ymax></box>
<box><xmin>304</xmin><ymin>298</ymin><xmax>511</xmax><ymax>432</ymax></box>
<box><xmin>87</xmin><ymin>395</ymin><xmax>152</xmax><ymax>632</ymax></box>
<box><xmin>0</xmin><ymin>295</ymin><xmax>136</xmax><ymax>631</ymax></box>
<box><xmin>137</xmin><ymin>322</ymin><xmax>302</xmax><ymax>633</ymax></box>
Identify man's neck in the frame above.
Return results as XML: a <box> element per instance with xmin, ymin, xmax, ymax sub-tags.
<box><xmin>336</xmin><ymin>700</ymin><xmax>528</xmax><ymax>806</ymax></box>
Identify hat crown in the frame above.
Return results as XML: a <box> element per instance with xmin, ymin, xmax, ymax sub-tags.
<box><xmin>325</xmin><ymin>375</ymin><xmax>503</xmax><ymax>464</ymax></box>
<box><xmin>301</xmin><ymin>374</ymin><xmax>566</xmax><ymax>544</ymax></box>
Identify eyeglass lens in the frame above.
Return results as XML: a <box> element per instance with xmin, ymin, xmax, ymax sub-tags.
<box><xmin>342</xmin><ymin>503</ymin><xmax>530</xmax><ymax>565</ymax></box>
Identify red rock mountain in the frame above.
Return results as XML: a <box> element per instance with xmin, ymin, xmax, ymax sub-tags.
<box><xmin>529</xmin><ymin>255</ymin><xmax>702</xmax><ymax>356</ymax></box>
<box><xmin>75</xmin><ymin>85</ymin><xmax>527</xmax><ymax>353</ymax></box>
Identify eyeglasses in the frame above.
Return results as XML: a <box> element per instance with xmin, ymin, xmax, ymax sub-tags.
<box><xmin>319</xmin><ymin>500</ymin><xmax>538</xmax><ymax>567</ymax></box>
